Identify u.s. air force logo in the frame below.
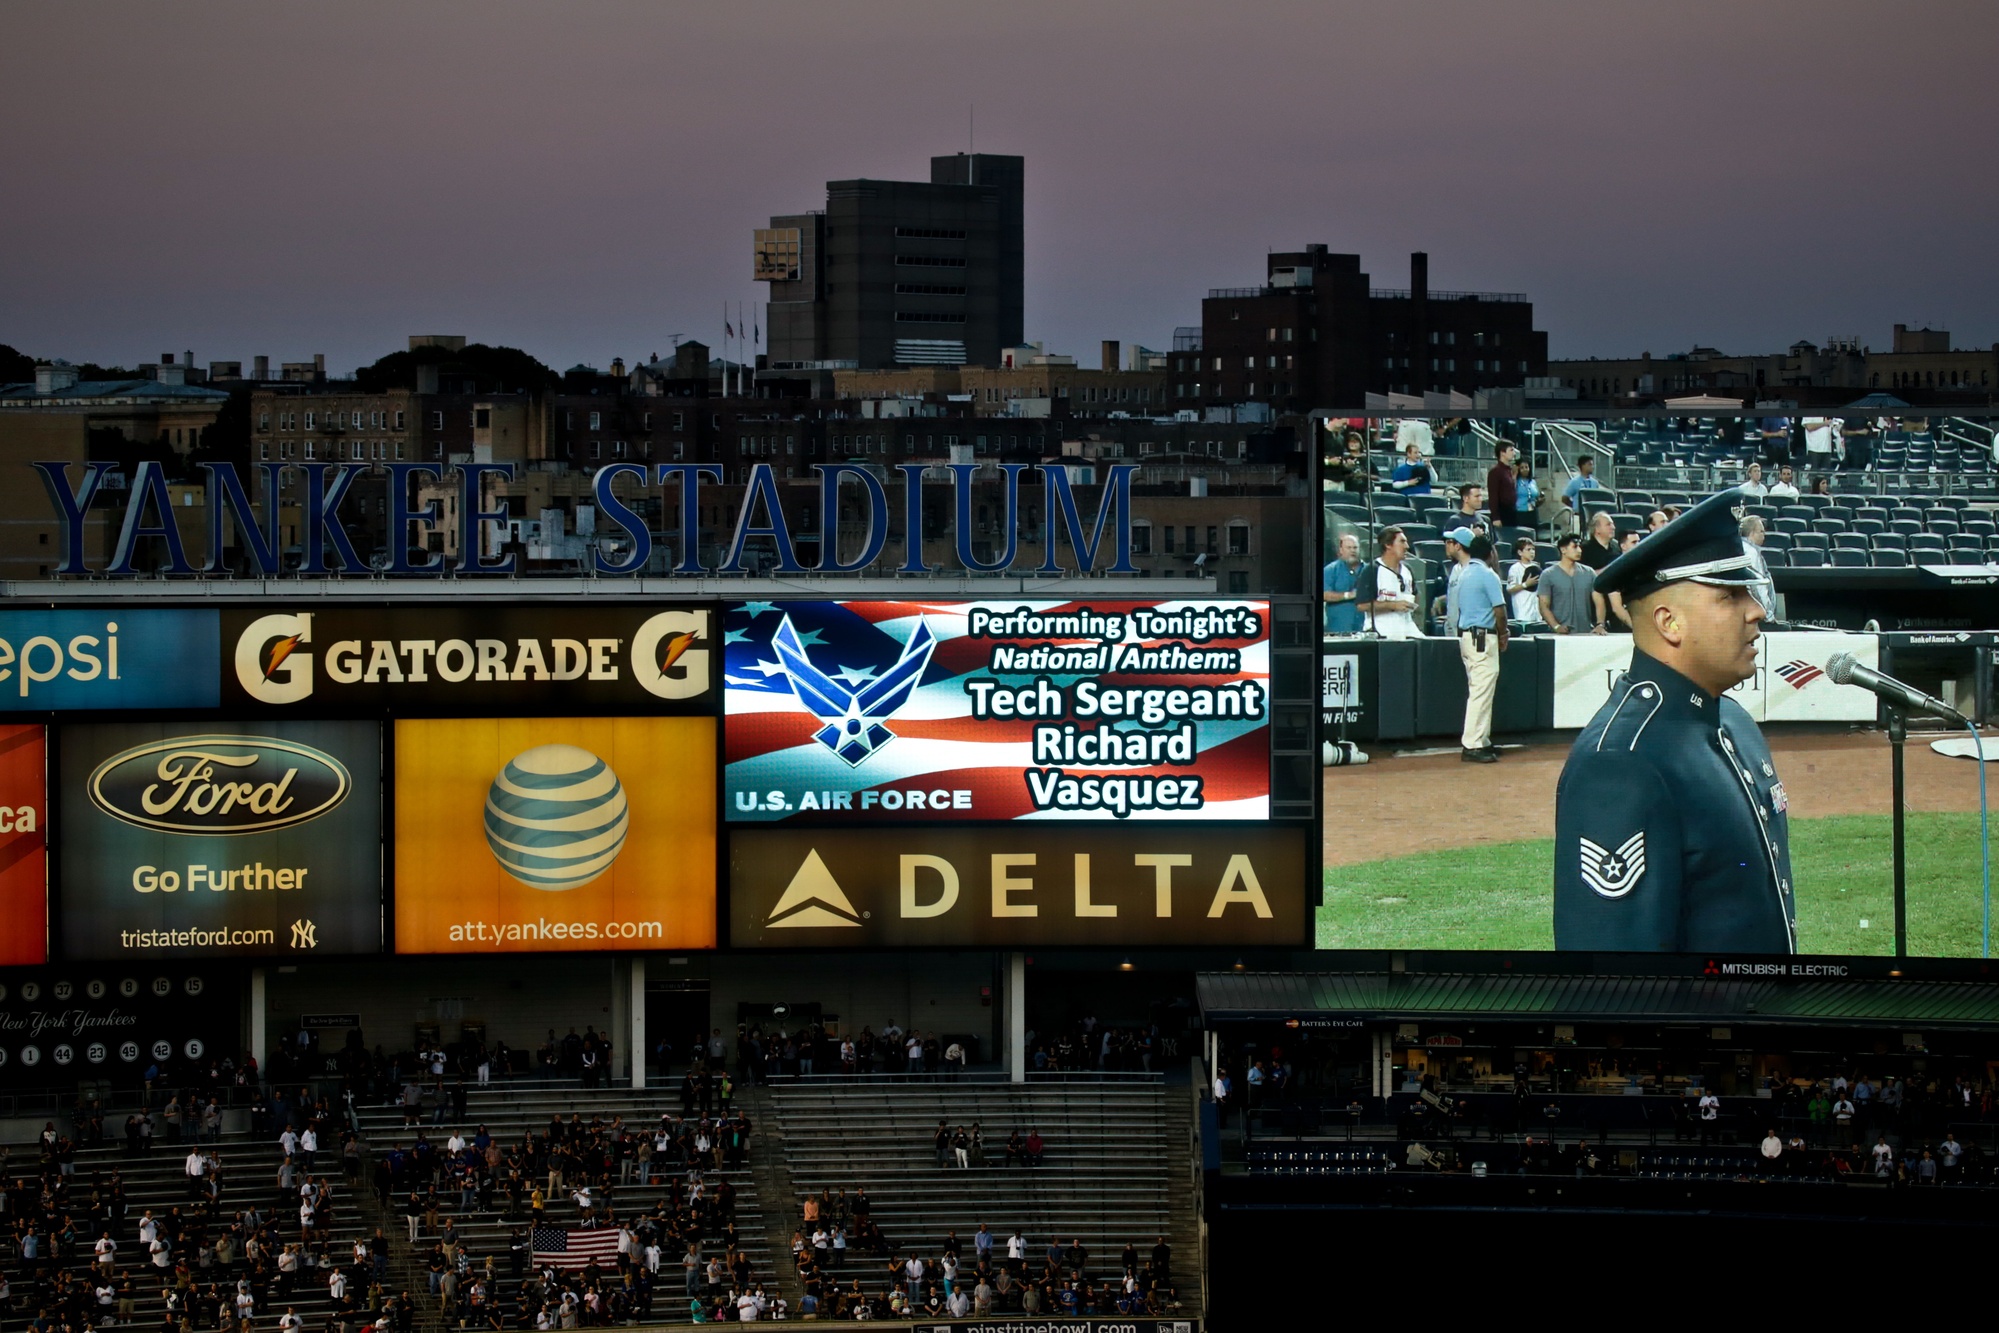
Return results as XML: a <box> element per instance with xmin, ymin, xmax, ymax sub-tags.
<box><xmin>1579</xmin><ymin>832</ymin><xmax>1646</xmax><ymax>898</ymax></box>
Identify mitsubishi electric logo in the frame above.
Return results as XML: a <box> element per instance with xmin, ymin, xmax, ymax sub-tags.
<box><xmin>769</xmin><ymin>613</ymin><xmax>936</xmax><ymax>766</ymax></box>
<box><xmin>764</xmin><ymin>851</ymin><xmax>864</xmax><ymax>928</ymax></box>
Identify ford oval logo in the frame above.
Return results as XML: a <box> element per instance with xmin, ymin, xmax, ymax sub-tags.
<box><xmin>88</xmin><ymin>735</ymin><xmax>350</xmax><ymax>835</ymax></box>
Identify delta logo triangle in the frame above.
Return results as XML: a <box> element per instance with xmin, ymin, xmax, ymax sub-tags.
<box><xmin>765</xmin><ymin>849</ymin><xmax>863</xmax><ymax>928</ymax></box>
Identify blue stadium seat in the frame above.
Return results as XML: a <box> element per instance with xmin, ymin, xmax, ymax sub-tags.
<box><xmin>1927</xmin><ymin>518</ymin><xmax>1960</xmax><ymax>536</ymax></box>
<box><xmin>1810</xmin><ymin>518</ymin><xmax>1844</xmax><ymax>535</ymax></box>
<box><xmin>1789</xmin><ymin>548</ymin><xmax>1826</xmax><ymax>567</ymax></box>
<box><xmin>1773</xmin><ymin>517</ymin><xmax>1808</xmax><ymax>536</ymax></box>
<box><xmin>1873</xmin><ymin>549</ymin><xmax>1910</xmax><ymax>567</ymax></box>
<box><xmin>1854</xmin><ymin>507</ymin><xmax>1890</xmax><ymax>524</ymax></box>
<box><xmin>1778</xmin><ymin>505</ymin><xmax>1816</xmax><ymax>523</ymax></box>
<box><xmin>1831</xmin><ymin>549</ymin><xmax>1868</xmax><ymax>567</ymax></box>
<box><xmin>1761</xmin><ymin>547</ymin><xmax>1788</xmax><ymax>567</ymax></box>
<box><xmin>1761</xmin><ymin>532</ymin><xmax>1791</xmax><ymax>552</ymax></box>
<box><xmin>1888</xmin><ymin>519</ymin><xmax>1923</xmax><ymax>536</ymax></box>
<box><xmin>1790</xmin><ymin>532</ymin><xmax>1829</xmax><ymax>551</ymax></box>
<box><xmin>1852</xmin><ymin>518</ymin><xmax>1886</xmax><ymax>536</ymax></box>
<box><xmin>1949</xmin><ymin>546</ymin><xmax>1986</xmax><ymax>565</ymax></box>
<box><xmin>1830</xmin><ymin>532</ymin><xmax>1869</xmax><ymax>550</ymax></box>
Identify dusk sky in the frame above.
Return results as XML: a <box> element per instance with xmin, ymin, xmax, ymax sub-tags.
<box><xmin>5</xmin><ymin>0</ymin><xmax>1995</xmax><ymax>376</ymax></box>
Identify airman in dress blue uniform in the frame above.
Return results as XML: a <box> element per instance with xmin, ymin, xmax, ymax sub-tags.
<box><xmin>1553</xmin><ymin>488</ymin><xmax>1796</xmax><ymax>954</ymax></box>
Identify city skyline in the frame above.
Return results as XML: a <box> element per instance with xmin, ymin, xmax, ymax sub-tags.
<box><xmin>3</xmin><ymin>0</ymin><xmax>1994</xmax><ymax>377</ymax></box>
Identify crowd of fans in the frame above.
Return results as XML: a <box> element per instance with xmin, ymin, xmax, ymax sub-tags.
<box><xmin>778</xmin><ymin>1194</ymin><xmax>1181</xmax><ymax>1322</ymax></box>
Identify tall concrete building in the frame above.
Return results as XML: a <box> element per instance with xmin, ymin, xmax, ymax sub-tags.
<box><xmin>757</xmin><ymin>153</ymin><xmax>1024</xmax><ymax>371</ymax></box>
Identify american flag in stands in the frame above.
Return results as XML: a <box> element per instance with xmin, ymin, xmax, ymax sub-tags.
<box><xmin>531</xmin><ymin>1226</ymin><xmax>620</xmax><ymax>1270</ymax></box>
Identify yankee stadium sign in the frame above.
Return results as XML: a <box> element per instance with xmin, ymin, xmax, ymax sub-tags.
<box><xmin>32</xmin><ymin>460</ymin><xmax>1138</xmax><ymax>577</ymax></box>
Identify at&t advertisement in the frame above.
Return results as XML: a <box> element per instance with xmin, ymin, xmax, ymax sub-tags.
<box><xmin>725</xmin><ymin>600</ymin><xmax>1271</xmax><ymax>822</ymax></box>
<box><xmin>393</xmin><ymin>717</ymin><xmax>717</xmax><ymax>953</ymax></box>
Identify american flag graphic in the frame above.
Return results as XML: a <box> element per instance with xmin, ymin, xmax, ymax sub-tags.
<box><xmin>724</xmin><ymin>599</ymin><xmax>1271</xmax><ymax>822</ymax></box>
<box><xmin>531</xmin><ymin>1226</ymin><xmax>621</xmax><ymax>1271</ymax></box>
<box><xmin>1775</xmin><ymin>659</ymin><xmax>1825</xmax><ymax>689</ymax></box>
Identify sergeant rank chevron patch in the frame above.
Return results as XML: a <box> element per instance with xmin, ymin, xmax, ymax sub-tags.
<box><xmin>1579</xmin><ymin>831</ymin><xmax>1646</xmax><ymax>899</ymax></box>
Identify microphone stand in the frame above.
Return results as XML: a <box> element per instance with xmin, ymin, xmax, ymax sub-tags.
<box><xmin>1887</xmin><ymin>705</ymin><xmax>1907</xmax><ymax>959</ymax></box>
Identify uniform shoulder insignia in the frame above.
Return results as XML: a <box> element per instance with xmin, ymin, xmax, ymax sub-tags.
<box><xmin>1595</xmin><ymin>680</ymin><xmax>1664</xmax><ymax>753</ymax></box>
<box><xmin>1580</xmin><ymin>831</ymin><xmax>1646</xmax><ymax>898</ymax></box>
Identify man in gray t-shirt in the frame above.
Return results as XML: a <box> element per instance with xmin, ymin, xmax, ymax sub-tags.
<box><xmin>1537</xmin><ymin>535</ymin><xmax>1605</xmax><ymax>634</ymax></box>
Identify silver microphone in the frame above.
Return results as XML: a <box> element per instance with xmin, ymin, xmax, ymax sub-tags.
<box><xmin>1825</xmin><ymin>652</ymin><xmax>1968</xmax><ymax>724</ymax></box>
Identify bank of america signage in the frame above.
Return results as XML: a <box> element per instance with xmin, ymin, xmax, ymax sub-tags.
<box><xmin>32</xmin><ymin>460</ymin><xmax>1138</xmax><ymax>577</ymax></box>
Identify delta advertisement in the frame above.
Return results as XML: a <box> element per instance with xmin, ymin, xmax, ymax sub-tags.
<box><xmin>222</xmin><ymin>606</ymin><xmax>714</xmax><ymax>713</ymax></box>
<box><xmin>0</xmin><ymin>969</ymin><xmax>239</xmax><ymax>1086</ymax></box>
<box><xmin>724</xmin><ymin>600</ymin><xmax>1271</xmax><ymax>822</ymax></box>
<box><xmin>731</xmin><ymin>824</ymin><xmax>1307</xmax><ymax>947</ymax></box>
<box><xmin>0</xmin><ymin>610</ymin><xmax>219</xmax><ymax>711</ymax></box>
<box><xmin>393</xmin><ymin>717</ymin><xmax>717</xmax><ymax>953</ymax></box>
<box><xmin>58</xmin><ymin>723</ymin><xmax>383</xmax><ymax>959</ymax></box>
<box><xmin>0</xmin><ymin>725</ymin><xmax>48</xmax><ymax>966</ymax></box>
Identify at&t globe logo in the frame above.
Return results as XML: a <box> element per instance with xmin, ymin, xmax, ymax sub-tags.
<box><xmin>483</xmin><ymin>745</ymin><xmax>628</xmax><ymax>890</ymax></box>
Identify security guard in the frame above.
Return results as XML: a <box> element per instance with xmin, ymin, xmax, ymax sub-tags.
<box><xmin>1553</xmin><ymin>487</ymin><xmax>1795</xmax><ymax>953</ymax></box>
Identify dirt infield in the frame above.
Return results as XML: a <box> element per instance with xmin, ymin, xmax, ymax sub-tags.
<box><xmin>1325</xmin><ymin>729</ymin><xmax>1991</xmax><ymax>866</ymax></box>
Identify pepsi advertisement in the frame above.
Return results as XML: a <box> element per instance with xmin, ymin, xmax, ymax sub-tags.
<box><xmin>0</xmin><ymin>610</ymin><xmax>220</xmax><ymax>711</ymax></box>
<box><xmin>724</xmin><ymin>599</ymin><xmax>1271</xmax><ymax>822</ymax></box>
<box><xmin>58</xmin><ymin>722</ymin><xmax>383</xmax><ymax>959</ymax></box>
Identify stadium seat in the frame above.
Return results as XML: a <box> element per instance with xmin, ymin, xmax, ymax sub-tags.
<box><xmin>1791</xmin><ymin>532</ymin><xmax>1829</xmax><ymax>551</ymax></box>
<box><xmin>1851</xmin><ymin>519</ymin><xmax>1886</xmax><ymax>537</ymax></box>
<box><xmin>1773</xmin><ymin>517</ymin><xmax>1808</xmax><ymax>536</ymax></box>
<box><xmin>1830</xmin><ymin>533</ymin><xmax>1869</xmax><ymax>550</ymax></box>
<box><xmin>1888</xmin><ymin>519</ymin><xmax>1923</xmax><ymax>536</ymax></box>
<box><xmin>1821</xmin><ymin>504</ymin><xmax>1854</xmax><ymax>521</ymax></box>
<box><xmin>1830</xmin><ymin>549</ymin><xmax>1868</xmax><ymax>567</ymax></box>
<box><xmin>1761</xmin><ymin>532</ymin><xmax>1791</xmax><ymax>552</ymax></box>
<box><xmin>1809</xmin><ymin>518</ymin><xmax>1844</xmax><ymax>536</ymax></box>
<box><xmin>1854</xmin><ymin>507</ymin><xmax>1890</xmax><ymax>524</ymax></box>
<box><xmin>1789</xmin><ymin>548</ymin><xmax>1825</xmax><ymax>568</ymax></box>
<box><xmin>1949</xmin><ymin>545</ymin><xmax>1986</xmax><ymax>565</ymax></box>
<box><xmin>1778</xmin><ymin>505</ymin><xmax>1815</xmax><ymax>523</ymax></box>
<box><xmin>1909</xmin><ymin>534</ymin><xmax>1947</xmax><ymax>553</ymax></box>
<box><xmin>1927</xmin><ymin>518</ymin><xmax>1960</xmax><ymax>537</ymax></box>
<box><xmin>1873</xmin><ymin>549</ymin><xmax>1910</xmax><ymax>567</ymax></box>
<box><xmin>1760</xmin><ymin>547</ymin><xmax>1789</xmax><ymax>567</ymax></box>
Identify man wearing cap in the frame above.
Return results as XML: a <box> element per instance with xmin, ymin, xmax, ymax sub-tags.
<box><xmin>1553</xmin><ymin>488</ymin><xmax>1795</xmax><ymax>953</ymax></box>
<box><xmin>1446</xmin><ymin>528</ymin><xmax>1507</xmax><ymax>763</ymax></box>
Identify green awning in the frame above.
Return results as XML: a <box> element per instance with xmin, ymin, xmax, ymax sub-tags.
<box><xmin>1196</xmin><ymin>972</ymin><xmax>1999</xmax><ymax>1029</ymax></box>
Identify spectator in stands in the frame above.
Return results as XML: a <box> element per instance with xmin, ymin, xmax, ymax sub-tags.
<box><xmin>1739</xmin><ymin>462</ymin><xmax>1767</xmax><ymax>498</ymax></box>
<box><xmin>1024</xmin><ymin>1130</ymin><xmax>1044</xmax><ymax>1168</ymax></box>
<box><xmin>1578</xmin><ymin>512</ymin><xmax>1618</xmax><ymax>572</ymax></box>
<box><xmin>1387</xmin><ymin>442</ymin><xmax>1432</xmax><ymax>495</ymax></box>
<box><xmin>1359</xmin><ymin>528</ymin><xmax>1421</xmax><ymax>640</ymax></box>
<box><xmin>1539</xmin><ymin>535</ymin><xmax>1605</xmax><ymax>635</ymax></box>
<box><xmin>1803</xmin><ymin>416</ymin><xmax>1839</xmax><ymax>470</ymax></box>
<box><xmin>1326</xmin><ymin>431</ymin><xmax>1373</xmax><ymax>493</ymax></box>
<box><xmin>1767</xmin><ymin>465</ymin><xmax>1801</xmax><ymax>500</ymax></box>
<box><xmin>1740</xmin><ymin>517</ymin><xmax>1777</xmax><ymax>617</ymax></box>
<box><xmin>1758</xmin><ymin>415</ymin><xmax>1793</xmax><ymax>468</ymax></box>
<box><xmin>1453</xmin><ymin>483</ymin><xmax>1487</xmax><ymax>533</ymax></box>
<box><xmin>1808</xmin><ymin>475</ymin><xmax>1830</xmax><ymax>496</ymax></box>
<box><xmin>1505</xmin><ymin>538</ymin><xmax>1542</xmax><ymax>626</ymax></box>
<box><xmin>1322</xmin><ymin>533</ymin><xmax>1366</xmax><ymax>635</ymax></box>
<box><xmin>1759</xmin><ymin>1129</ymin><xmax>1783</xmax><ymax>1165</ymax></box>
<box><xmin>1486</xmin><ymin>442</ymin><xmax>1521</xmax><ymax>528</ymax></box>
<box><xmin>1515</xmin><ymin>458</ymin><xmax>1541</xmax><ymax>523</ymax></box>
<box><xmin>1561</xmin><ymin>455</ymin><xmax>1601</xmax><ymax>519</ymax></box>
<box><xmin>1647</xmin><ymin>510</ymin><xmax>1668</xmax><ymax>534</ymax></box>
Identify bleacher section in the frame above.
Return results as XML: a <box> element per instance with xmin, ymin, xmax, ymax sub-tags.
<box><xmin>350</xmin><ymin>1084</ymin><xmax>774</xmax><ymax>1324</ymax></box>
<box><xmin>767</xmin><ymin>1077</ymin><xmax>1202</xmax><ymax>1310</ymax></box>
<box><xmin>6</xmin><ymin>1127</ymin><xmax>369</xmax><ymax>1333</ymax></box>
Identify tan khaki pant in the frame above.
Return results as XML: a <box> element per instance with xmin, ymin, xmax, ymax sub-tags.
<box><xmin>1460</xmin><ymin>631</ymin><xmax>1500</xmax><ymax>750</ymax></box>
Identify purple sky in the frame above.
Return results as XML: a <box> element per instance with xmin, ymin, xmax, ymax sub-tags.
<box><xmin>5</xmin><ymin>0</ymin><xmax>1994</xmax><ymax>376</ymax></box>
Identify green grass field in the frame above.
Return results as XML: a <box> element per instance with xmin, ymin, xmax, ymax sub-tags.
<box><xmin>1318</xmin><ymin>812</ymin><xmax>1995</xmax><ymax>957</ymax></box>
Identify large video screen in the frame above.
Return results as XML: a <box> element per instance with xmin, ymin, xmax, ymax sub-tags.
<box><xmin>725</xmin><ymin>599</ymin><xmax>1270</xmax><ymax>822</ymax></box>
<box><xmin>1320</xmin><ymin>411</ymin><xmax>1997</xmax><ymax>959</ymax></box>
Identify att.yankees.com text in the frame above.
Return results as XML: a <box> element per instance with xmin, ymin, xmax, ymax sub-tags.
<box><xmin>445</xmin><ymin>919</ymin><xmax>665</xmax><ymax>945</ymax></box>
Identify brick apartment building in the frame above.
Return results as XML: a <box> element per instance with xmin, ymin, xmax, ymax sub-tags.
<box><xmin>1170</xmin><ymin>247</ymin><xmax>1548</xmax><ymax>411</ymax></box>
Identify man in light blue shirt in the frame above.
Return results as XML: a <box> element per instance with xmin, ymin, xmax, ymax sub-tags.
<box><xmin>1322</xmin><ymin>533</ymin><xmax>1366</xmax><ymax>634</ymax></box>
<box><xmin>1560</xmin><ymin>455</ymin><xmax>1602</xmax><ymax>515</ymax></box>
<box><xmin>1449</xmin><ymin>529</ymin><xmax>1508</xmax><ymax>762</ymax></box>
